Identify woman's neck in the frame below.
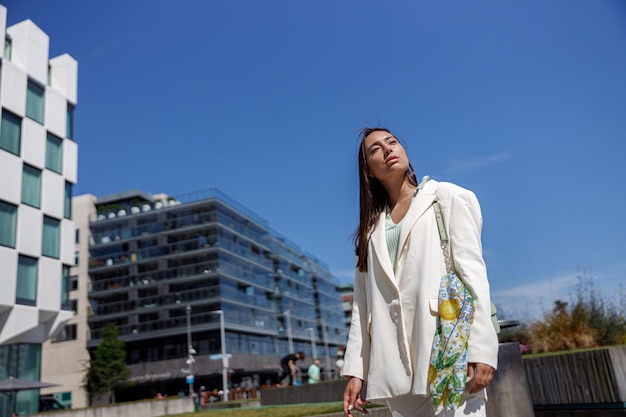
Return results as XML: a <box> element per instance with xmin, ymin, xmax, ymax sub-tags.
<box><xmin>384</xmin><ymin>177</ymin><xmax>416</xmax><ymax>209</ymax></box>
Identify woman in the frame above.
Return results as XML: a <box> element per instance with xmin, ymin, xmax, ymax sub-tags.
<box><xmin>342</xmin><ymin>128</ymin><xmax>498</xmax><ymax>417</ymax></box>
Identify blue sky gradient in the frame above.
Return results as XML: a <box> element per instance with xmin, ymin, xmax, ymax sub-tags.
<box><xmin>6</xmin><ymin>0</ymin><xmax>625</xmax><ymax>321</ymax></box>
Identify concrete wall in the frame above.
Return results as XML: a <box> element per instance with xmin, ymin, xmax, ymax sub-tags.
<box><xmin>486</xmin><ymin>342</ymin><xmax>535</xmax><ymax>417</ymax></box>
<box><xmin>261</xmin><ymin>379</ymin><xmax>347</xmax><ymax>406</ymax></box>
<box><xmin>32</xmin><ymin>397</ymin><xmax>193</xmax><ymax>417</ymax></box>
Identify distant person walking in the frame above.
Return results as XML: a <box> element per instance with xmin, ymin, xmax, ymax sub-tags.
<box><xmin>335</xmin><ymin>352</ymin><xmax>345</xmax><ymax>377</ymax></box>
<box><xmin>280</xmin><ymin>351</ymin><xmax>305</xmax><ymax>385</ymax></box>
<box><xmin>308</xmin><ymin>359</ymin><xmax>321</xmax><ymax>384</ymax></box>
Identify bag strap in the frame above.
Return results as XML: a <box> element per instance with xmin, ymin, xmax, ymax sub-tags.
<box><xmin>420</xmin><ymin>176</ymin><xmax>454</xmax><ymax>273</ymax></box>
<box><xmin>432</xmin><ymin>200</ymin><xmax>453</xmax><ymax>274</ymax></box>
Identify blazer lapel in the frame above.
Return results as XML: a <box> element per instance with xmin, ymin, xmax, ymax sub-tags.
<box><xmin>370</xmin><ymin>212</ymin><xmax>397</xmax><ymax>284</ymax></box>
<box><xmin>398</xmin><ymin>181</ymin><xmax>437</xmax><ymax>256</ymax></box>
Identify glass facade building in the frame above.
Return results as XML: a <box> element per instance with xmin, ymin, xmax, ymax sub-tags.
<box><xmin>87</xmin><ymin>189</ymin><xmax>346</xmax><ymax>399</ymax></box>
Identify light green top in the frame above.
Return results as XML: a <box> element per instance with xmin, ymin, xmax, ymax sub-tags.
<box><xmin>307</xmin><ymin>363</ymin><xmax>320</xmax><ymax>384</ymax></box>
<box><xmin>385</xmin><ymin>214</ymin><xmax>404</xmax><ymax>273</ymax></box>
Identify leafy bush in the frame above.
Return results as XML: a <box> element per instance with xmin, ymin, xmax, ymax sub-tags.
<box><xmin>570</xmin><ymin>269</ymin><xmax>624</xmax><ymax>346</ymax></box>
<box><xmin>524</xmin><ymin>268</ymin><xmax>625</xmax><ymax>353</ymax></box>
<box><xmin>527</xmin><ymin>300</ymin><xmax>595</xmax><ymax>353</ymax></box>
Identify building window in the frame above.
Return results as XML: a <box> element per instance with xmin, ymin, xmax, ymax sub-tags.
<box><xmin>45</xmin><ymin>133</ymin><xmax>63</xmax><ymax>174</ymax></box>
<box><xmin>66</xmin><ymin>103</ymin><xmax>75</xmax><ymax>140</ymax></box>
<box><xmin>21</xmin><ymin>164</ymin><xmax>42</xmax><ymax>208</ymax></box>
<box><xmin>26</xmin><ymin>80</ymin><xmax>45</xmax><ymax>124</ymax></box>
<box><xmin>4</xmin><ymin>37</ymin><xmax>11</xmax><ymax>60</ymax></box>
<box><xmin>49</xmin><ymin>391</ymin><xmax>72</xmax><ymax>409</ymax></box>
<box><xmin>60</xmin><ymin>391</ymin><xmax>72</xmax><ymax>403</ymax></box>
<box><xmin>0</xmin><ymin>110</ymin><xmax>21</xmax><ymax>156</ymax></box>
<box><xmin>42</xmin><ymin>216</ymin><xmax>60</xmax><ymax>259</ymax></box>
<box><xmin>0</xmin><ymin>200</ymin><xmax>17</xmax><ymax>248</ymax></box>
<box><xmin>61</xmin><ymin>265</ymin><xmax>71</xmax><ymax>309</ymax></box>
<box><xmin>74</xmin><ymin>251</ymin><xmax>79</xmax><ymax>266</ymax></box>
<box><xmin>64</xmin><ymin>182</ymin><xmax>72</xmax><ymax>219</ymax></box>
<box><xmin>52</xmin><ymin>324</ymin><xmax>77</xmax><ymax>343</ymax></box>
<box><xmin>16</xmin><ymin>255</ymin><xmax>38</xmax><ymax>306</ymax></box>
<box><xmin>70</xmin><ymin>299</ymin><xmax>77</xmax><ymax>313</ymax></box>
<box><xmin>75</xmin><ymin>229</ymin><xmax>79</xmax><ymax>244</ymax></box>
<box><xmin>70</xmin><ymin>275</ymin><xmax>78</xmax><ymax>291</ymax></box>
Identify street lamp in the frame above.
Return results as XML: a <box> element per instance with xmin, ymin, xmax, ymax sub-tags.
<box><xmin>306</xmin><ymin>327</ymin><xmax>317</xmax><ymax>359</ymax></box>
<box><xmin>185</xmin><ymin>305</ymin><xmax>196</xmax><ymax>396</ymax></box>
<box><xmin>211</xmin><ymin>309</ymin><xmax>229</xmax><ymax>402</ymax></box>
<box><xmin>284</xmin><ymin>310</ymin><xmax>294</xmax><ymax>353</ymax></box>
<box><xmin>321</xmin><ymin>322</ymin><xmax>332</xmax><ymax>380</ymax></box>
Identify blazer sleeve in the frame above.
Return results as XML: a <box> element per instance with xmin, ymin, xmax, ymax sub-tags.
<box><xmin>447</xmin><ymin>188</ymin><xmax>499</xmax><ymax>369</ymax></box>
<box><xmin>342</xmin><ymin>268</ymin><xmax>371</xmax><ymax>380</ymax></box>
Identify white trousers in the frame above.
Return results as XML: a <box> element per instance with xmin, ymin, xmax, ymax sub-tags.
<box><xmin>385</xmin><ymin>391</ymin><xmax>486</xmax><ymax>417</ymax></box>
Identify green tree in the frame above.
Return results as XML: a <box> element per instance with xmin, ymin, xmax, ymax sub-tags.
<box><xmin>82</xmin><ymin>323</ymin><xmax>133</xmax><ymax>404</ymax></box>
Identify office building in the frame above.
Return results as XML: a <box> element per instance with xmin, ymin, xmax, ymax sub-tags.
<box><xmin>55</xmin><ymin>188</ymin><xmax>346</xmax><ymax>402</ymax></box>
<box><xmin>0</xmin><ymin>5</ymin><xmax>78</xmax><ymax>415</ymax></box>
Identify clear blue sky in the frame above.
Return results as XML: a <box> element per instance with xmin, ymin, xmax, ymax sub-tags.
<box><xmin>7</xmin><ymin>0</ymin><xmax>625</xmax><ymax>321</ymax></box>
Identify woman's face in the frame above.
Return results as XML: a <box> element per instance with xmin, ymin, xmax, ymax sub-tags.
<box><xmin>363</xmin><ymin>130</ymin><xmax>409</xmax><ymax>182</ymax></box>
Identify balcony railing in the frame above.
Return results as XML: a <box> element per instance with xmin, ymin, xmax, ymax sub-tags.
<box><xmin>90</xmin><ymin>259</ymin><xmax>273</xmax><ymax>294</ymax></box>
<box><xmin>88</xmin><ymin>306</ymin><xmax>278</xmax><ymax>340</ymax></box>
<box><xmin>89</xmin><ymin>237</ymin><xmax>273</xmax><ymax>271</ymax></box>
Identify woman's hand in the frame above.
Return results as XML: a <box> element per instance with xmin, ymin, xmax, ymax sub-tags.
<box><xmin>467</xmin><ymin>362</ymin><xmax>495</xmax><ymax>393</ymax></box>
<box><xmin>343</xmin><ymin>377</ymin><xmax>369</xmax><ymax>415</ymax></box>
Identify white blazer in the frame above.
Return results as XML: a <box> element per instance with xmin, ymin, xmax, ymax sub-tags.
<box><xmin>342</xmin><ymin>179</ymin><xmax>499</xmax><ymax>401</ymax></box>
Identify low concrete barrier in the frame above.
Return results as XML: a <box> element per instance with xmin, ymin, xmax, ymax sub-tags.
<box><xmin>33</xmin><ymin>396</ymin><xmax>194</xmax><ymax>417</ymax></box>
<box><xmin>261</xmin><ymin>379</ymin><xmax>347</xmax><ymax>405</ymax></box>
<box><xmin>486</xmin><ymin>342</ymin><xmax>535</xmax><ymax>417</ymax></box>
<box><xmin>199</xmin><ymin>399</ymin><xmax>261</xmax><ymax>411</ymax></box>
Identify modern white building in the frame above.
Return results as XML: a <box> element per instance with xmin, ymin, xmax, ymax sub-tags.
<box><xmin>0</xmin><ymin>5</ymin><xmax>78</xmax><ymax>415</ymax></box>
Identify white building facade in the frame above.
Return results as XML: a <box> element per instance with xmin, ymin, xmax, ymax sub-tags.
<box><xmin>0</xmin><ymin>5</ymin><xmax>78</xmax><ymax>415</ymax></box>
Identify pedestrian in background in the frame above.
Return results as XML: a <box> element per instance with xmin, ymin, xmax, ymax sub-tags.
<box><xmin>335</xmin><ymin>352</ymin><xmax>345</xmax><ymax>377</ymax></box>
<box><xmin>308</xmin><ymin>359</ymin><xmax>321</xmax><ymax>384</ymax></box>
<box><xmin>280</xmin><ymin>351</ymin><xmax>305</xmax><ymax>386</ymax></box>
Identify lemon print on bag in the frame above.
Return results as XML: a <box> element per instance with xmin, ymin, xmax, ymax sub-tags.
<box><xmin>429</xmin><ymin>273</ymin><xmax>475</xmax><ymax>413</ymax></box>
<box><xmin>439</xmin><ymin>298</ymin><xmax>460</xmax><ymax>320</ymax></box>
<box><xmin>428</xmin><ymin>364</ymin><xmax>437</xmax><ymax>385</ymax></box>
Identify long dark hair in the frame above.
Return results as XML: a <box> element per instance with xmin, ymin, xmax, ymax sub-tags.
<box><xmin>353</xmin><ymin>127</ymin><xmax>417</xmax><ymax>272</ymax></box>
